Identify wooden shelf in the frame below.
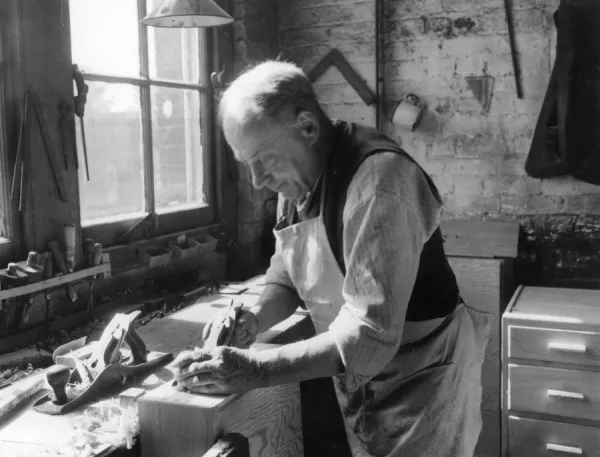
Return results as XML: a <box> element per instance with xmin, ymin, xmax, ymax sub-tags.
<box><xmin>0</xmin><ymin>254</ymin><xmax>111</xmax><ymax>301</ymax></box>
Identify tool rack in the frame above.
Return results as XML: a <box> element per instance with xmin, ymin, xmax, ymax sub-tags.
<box><xmin>0</xmin><ymin>254</ymin><xmax>111</xmax><ymax>305</ymax></box>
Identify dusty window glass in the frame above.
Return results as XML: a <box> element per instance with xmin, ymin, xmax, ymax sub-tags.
<box><xmin>69</xmin><ymin>0</ymin><xmax>211</xmax><ymax>227</ymax></box>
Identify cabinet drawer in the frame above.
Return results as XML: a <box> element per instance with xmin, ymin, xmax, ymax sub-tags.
<box><xmin>509</xmin><ymin>325</ymin><xmax>600</xmax><ymax>366</ymax></box>
<box><xmin>508</xmin><ymin>415</ymin><xmax>600</xmax><ymax>457</ymax></box>
<box><xmin>509</xmin><ymin>364</ymin><xmax>600</xmax><ymax>421</ymax></box>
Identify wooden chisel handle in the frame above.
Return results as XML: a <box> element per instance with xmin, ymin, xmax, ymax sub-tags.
<box><xmin>48</xmin><ymin>240</ymin><xmax>68</xmax><ymax>275</ymax></box>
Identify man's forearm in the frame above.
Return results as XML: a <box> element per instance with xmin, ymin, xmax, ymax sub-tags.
<box><xmin>256</xmin><ymin>332</ymin><xmax>345</xmax><ymax>385</ymax></box>
<box><xmin>251</xmin><ymin>283</ymin><xmax>304</xmax><ymax>333</ymax></box>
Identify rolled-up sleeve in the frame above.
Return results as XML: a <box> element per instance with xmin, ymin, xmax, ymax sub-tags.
<box><xmin>328</xmin><ymin>153</ymin><xmax>442</xmax><ymax>391</ymax></box>
<box><xmin>265</xmin><ymin>243</ymin><xmax>295</xmax><ymax>290</ymax></box>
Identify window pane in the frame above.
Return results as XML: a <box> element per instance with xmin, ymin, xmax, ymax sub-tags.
<box><xmin>150</xmin><ymin>86</ymin><xmax>206</xmax><ymax>212</ymax></box>
<box><xmin>70</xmin><ymin>0</ymin><xmax>140</xmax><ymax>76</ymax></box>
<box><xmin>146</xmin><ymin>0</ymin><xmax>202</xmax><ymax>83</ymax></box>
<box><xmin>78</xmin><ymin>81</ymin><xmax>145</xmax><ymax>223</ymax></box>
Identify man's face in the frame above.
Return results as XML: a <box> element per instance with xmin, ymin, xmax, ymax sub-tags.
<box><xmin>223</xmin><ymin>112</ymin><xmax>321</xmax><ymax>202</ymax></box>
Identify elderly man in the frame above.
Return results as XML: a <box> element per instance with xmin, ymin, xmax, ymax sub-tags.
<box><xmin>169</xmin><ymin>61</ymin><xmax>493</xmax><ymax>457</ymax></box>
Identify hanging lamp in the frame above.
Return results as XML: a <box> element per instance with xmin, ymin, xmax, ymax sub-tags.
<box><xmin>140</xmin><ymin>0</ymin><xmax>234</xmax><ymax>28</ymax></box>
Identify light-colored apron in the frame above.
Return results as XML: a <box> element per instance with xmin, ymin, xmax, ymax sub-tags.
<box><xmin>273</xmin><ymin>176</ymin><xmax>493</xmax><ymax>457</ymax></box>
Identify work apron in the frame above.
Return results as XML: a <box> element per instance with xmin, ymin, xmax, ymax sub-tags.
<box><xmin>273</xmin><ymin>177</ymin><xmax>493</xmax><ymax>457</ymax></box>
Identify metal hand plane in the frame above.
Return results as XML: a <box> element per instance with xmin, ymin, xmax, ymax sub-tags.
<box><xmin>170</xmin><ymin>299</ymin><xmax>243</xmax><ymax>392</ymax></box>
<box><xmin>202</xmin><ymin>299</ymin><xmax>244</xmax><ymax>348</ymax></box>
<box><xmin>33</xmin><ymin>310</ymin><xmax>173</xmax><ymax>415</ymax></box>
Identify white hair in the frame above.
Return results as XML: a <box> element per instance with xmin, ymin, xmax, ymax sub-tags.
<box><xmin>218</xmin><ymin>60</ymin><xmax>321</xmax><ymax>126</ymax></box>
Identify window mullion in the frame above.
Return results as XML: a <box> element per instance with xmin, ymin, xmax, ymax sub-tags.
<box><xmin>138</xmin><ymin>0</ymin><xmax>155</xmax><ymax>219</ymax></box>
<box><xmin>200</xmin><ymin>28</ymin><xmax>214</xmax><ymax>208</ymax></box>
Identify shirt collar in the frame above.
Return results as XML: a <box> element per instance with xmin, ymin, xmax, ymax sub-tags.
<box><xmin>295</xmin><ymin>171</ymin><xmax>323</xmax><ymax>215</ymax></box>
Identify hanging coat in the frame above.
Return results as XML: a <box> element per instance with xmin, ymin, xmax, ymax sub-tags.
<box><xmin>525</xmin><ymin>0</ymin><xmax>600</xmax><ymax>185</ymax></box>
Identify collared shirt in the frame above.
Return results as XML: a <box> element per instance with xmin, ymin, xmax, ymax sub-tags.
<box><xmin>295</xmin><ymin>171</ymin><xmax>323</xmax><ymax>218</ymax></box>
<box><xmin>265</xmin><ymin>151</ymin><xmax>443</xmax><ymax>385</ymax></box>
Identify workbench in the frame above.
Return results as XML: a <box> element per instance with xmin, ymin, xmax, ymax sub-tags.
<box><xmin>0</xmin><ymin>275</ymin><xmax>312</xmax><ymax>457</ymax></box>
<box><xmin>0</xmin><ymin>217</ymin><xmax>519</xmax><ymax>457</ymax></box>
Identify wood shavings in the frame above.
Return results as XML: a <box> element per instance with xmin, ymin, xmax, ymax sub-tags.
<box><xmin>59</xmin><ymin>398</ymin><xmax>139</xmax><ymax>456</ymax></box>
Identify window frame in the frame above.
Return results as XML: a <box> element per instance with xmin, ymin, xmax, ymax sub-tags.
<box><xmin>75</xmin><ymin>0</ymin><xmax>218</xmax><ymax>247</ymax></box>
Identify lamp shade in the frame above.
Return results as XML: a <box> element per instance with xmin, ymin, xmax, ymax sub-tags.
<box><xmin>141</xmin><ymin>0</ymin><xmax>234</xmax><ymax>28</ymax></box>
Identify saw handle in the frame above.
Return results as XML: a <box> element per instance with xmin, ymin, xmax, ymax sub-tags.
<box><xmin>46</xmin><ymin>364</ymin><xmax>71</xmax><ymax>405</ymax></box>
<box><xmin>72</xmin><ymin>64</ymin><xmax>88</xmax><ymax>118</ymax></box>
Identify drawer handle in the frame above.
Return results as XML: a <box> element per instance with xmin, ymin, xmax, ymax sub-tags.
<box><xmin>548</xmin><ymin>342</ymin><xmax>587</xmax><ymax>354</ymax></box>
<box><xmin>547</xmin><ymin>389</ymin><xmax>585</xmax><ymax>400</ymax></box>
<box><xmin>546</xmin><ymin>443</ymin><xmax>583</xmax><ymax>454</ymax></box>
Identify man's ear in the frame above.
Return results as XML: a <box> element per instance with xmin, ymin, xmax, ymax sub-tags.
<box><xmin>296</xmin><ymin>111</ymin><xmax>320</xmax><ymax>146</ymax></box>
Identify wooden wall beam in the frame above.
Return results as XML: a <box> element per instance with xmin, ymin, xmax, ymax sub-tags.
<box><xmin>14</xmin><ymin>0</ymin><xmax>81</xmax><ymax>262</ymax></box>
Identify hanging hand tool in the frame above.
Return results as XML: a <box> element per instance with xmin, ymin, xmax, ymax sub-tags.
<box><xmin>11</xmin><ymin>91</ymin><xmax>28</xmax><ymax>203</ymax></box>
<box><xmin>504</xmin><ymin>0</ymin><xmax>523</xmax><ymax>99</ymax></box>
<box><xmin>48</xmin><ymin>240</ymin><xmax>78</xmax><ymax>303</ymax></box>
<box><xmin>84</xmin><ymin>240</ymin><xmax>102</xmax><ymax>315</ymax></box>
<box><xmin>59</xmin><ymin>100</ymin><xmax>79</xmax><ymax>171</ymax></box>
<box><xmin>43</xmin><ymin>254</ymin><xmax>53</xmax><ymax>338</ymax></box>
<box><xmin>58</xmin><ymin>100</ymin><xmax>74</xmax><ymax>171</ymax></box>
<box><xmin>64</xmin><ymin>224</ymin><xmax>76</xmax><ymax>273</ymax></box>
<box><xmin>29</xmin><ymin>90</ymin><xmax>69</xmax><ymax>203</ymax></box>
<box><xmin>10</xmin><ymin>90</ymin><xmax>31</xmax><ymax>212</ymax></box>
<box><xmin>73</xmin><ymin>64</ymin><xmax>89</xmax><ymax>181</ymax></box>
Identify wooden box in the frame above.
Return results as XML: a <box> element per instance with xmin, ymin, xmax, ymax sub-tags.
<box><xmin>139</xmin><ymin>247</ymin><xmax>172</xmax><ymax>268</ymax></box>
<box><xmin>168</xmin><ymin>235</ymin><xmax>217</xmax><ymax>261</ymax></box>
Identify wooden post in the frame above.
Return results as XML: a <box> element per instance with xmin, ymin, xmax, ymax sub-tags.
<box><xmin>13</xmin><ymin>0</ymin><xmax>82</xmax><ymax>261</ymax></box>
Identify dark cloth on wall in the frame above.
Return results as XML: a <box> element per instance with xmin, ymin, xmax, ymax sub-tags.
<box><xmin>525</xmin><ymin>1</ymin><xmax>600</xmax><ymax>185</ymax></box>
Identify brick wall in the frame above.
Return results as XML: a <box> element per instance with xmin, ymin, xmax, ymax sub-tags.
<box><xmin>229</xmin><ymin>0</ymin><xmax>279</xmax><ymax>279</ymax></box>
<box><xmin>273</xmin><ymin>0</ymin><xmax>600</xmax><ymax>286</ymax></box>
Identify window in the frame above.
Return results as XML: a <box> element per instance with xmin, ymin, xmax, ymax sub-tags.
<box><xmin>69</xmin><ymin>0</ymin><xmax>216</xmax><ymax>244</ymax></box>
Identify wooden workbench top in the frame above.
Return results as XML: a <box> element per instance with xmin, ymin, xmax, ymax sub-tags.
<box><xmin>0</xmin><ymin>275</ymin><xmax>312</xmax><ymax>457</ymax></box>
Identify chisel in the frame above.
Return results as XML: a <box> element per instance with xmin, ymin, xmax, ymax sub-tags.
<box><xmin>48</xmin><ymin>240</ymin><xmax>78</xmax><ymax>303</ymax></box>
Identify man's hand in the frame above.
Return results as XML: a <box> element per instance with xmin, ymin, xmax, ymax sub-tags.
<box><xmin>168</xmin><ymin>346</ymin><xmax>266</xmax><ymax>395</ymax></box>
<box><xmin>202</xmin><ymin>308</ymin><xmax>260</xmax><ymax>349</ymax></box>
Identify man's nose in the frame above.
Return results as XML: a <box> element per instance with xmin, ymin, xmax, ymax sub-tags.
<box><xmin>249</xmin><ymin>163</ymin><xmax>270</xmax><ymax>189</ymax></box>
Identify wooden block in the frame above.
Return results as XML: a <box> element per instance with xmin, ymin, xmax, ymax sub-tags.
<box><xmin>138</xmin><ymin>382</ymin><xmax>303</xmax><ymax>457</ymax></box>
<box><xmin>0</xmin><ymin>372</ymin><xmax>46</xmax><ymax>420</ymax></box>
<box><xmin>119</xmin><ymin>387</ymin><xmax>146</xmax><ymax>409</ymax></box>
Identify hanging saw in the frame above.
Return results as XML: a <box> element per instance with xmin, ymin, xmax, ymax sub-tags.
<box><xmin>73</xmin><ymin>64</ymin><xmax>90</xmax><ymax>181</ymax></box>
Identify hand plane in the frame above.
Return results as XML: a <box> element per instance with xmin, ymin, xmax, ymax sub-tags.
<box><xmin>202</xmin><ymin>299</ymin><xmax>244</xmax><ymax>349</ymax></box>
<box><xmin>33</xmin><ymin>310</ymin><xmax>173</xmax><ymax>415</ymax></box>
<box><xmin>171</xmin><ymin>300</ymin><xmax>243</xmax><ymax>392</ymax></box>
